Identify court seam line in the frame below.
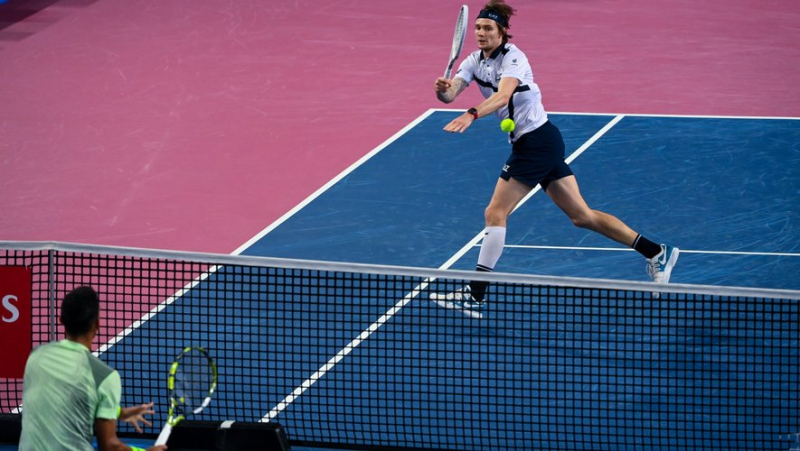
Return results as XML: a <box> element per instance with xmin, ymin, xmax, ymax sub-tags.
<box><xmin>260</xmin><ymin>114</ymin><xmax>625</xmax><ymax>422</ymax></box>
<box><xmin>435</xmin><ymin>108</ymin><xmax>800</xmax><ymax>121</ymax></box>
<box><xmin>499</xmin><ymin>245</ymin><xmax>800</xmax><ymax>258</ymax></box>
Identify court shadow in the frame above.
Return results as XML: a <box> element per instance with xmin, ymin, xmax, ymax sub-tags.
<box><xmin>0</xmin><ymin>0</ymin><xmax>98</xmax><ymax>41</ymax></box>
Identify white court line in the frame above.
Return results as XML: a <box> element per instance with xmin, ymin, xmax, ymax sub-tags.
<box><xmin>16</xmin><ymin>110</ymin><xmax>441</xmax><ymax>417</ymax></box>
<box><xmin>233</xmin><ymin>109</ymin><xmax>437</xmax><ymax>256</ymax></box>
<box><xmin>88</xmin><ymin>108</ymin><xmax>794</xmax><ymax>365</ymax></box>
<box><xmin>90</xmin><ymin>109</ymin><xmax>792</xmax><ymax>369</ymax></box>
<box><xmin>10</xmin><ymin>263</ymin><xmax>222</xmax><ymax>414</ymax></box>
<box><xmin>436</xmin><ymin>108</ymin><xmax>800</xmax><ymax>121</ymax></box>
<box><xmin>97</xmin><ymin>112</ymin><xmax>436</xmax><ymax>353</ymax></box>
<box><xmin>436</xmin><ymin>115</ymin><xmax>625</xmax><ymax>271</ymax></box>
<box><xmin>262</xmin><ymin>281</ymin><xmax>432</xmax><ymax>422</ymax></box>
<box><xmin>260</xmin><ymin>114</ymin><xmax>625</xmax><ymax>422</ymax></box>
<box><xmin>502</xmin><ymin>245</ymin><xmax>800</xmax><ymax>258</ymax></box>
<box><xmin>11</xmin><ymin>112</ymin><xmax>442</xmax><ymax>415</ymax></box>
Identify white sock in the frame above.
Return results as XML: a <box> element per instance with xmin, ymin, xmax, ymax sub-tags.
<box><xmin>477</xmin><ymin>226</ymin><xmax>506</xmax><ymax>271</ymax></box>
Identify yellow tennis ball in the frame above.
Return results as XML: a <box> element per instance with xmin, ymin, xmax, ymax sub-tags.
<box><xmin>500</xmin><ymin>118</ymin><xmax>515</xmax><ymax>132</ymax></box>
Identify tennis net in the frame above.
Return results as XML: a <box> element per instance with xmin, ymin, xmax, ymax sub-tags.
<box><xmin>1</xmin><ymin>241</ymin><xmax>798</xmax><ymax>450</ymax></box>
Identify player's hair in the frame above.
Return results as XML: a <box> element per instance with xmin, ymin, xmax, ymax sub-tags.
<box><xmin>61</xmin><ymin>286</ymin><xmax>100</xmax><ymax>337</ymax></box>
<box><xmin>483</xmin><ymin>0</ymin><xmax>516</xmax><ymax>43</ymax></box>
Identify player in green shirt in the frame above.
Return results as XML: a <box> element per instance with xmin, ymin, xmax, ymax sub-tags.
<box><xmin>19</xmin><ymin>286</ymin><xmax>166</xmax><ymax>451</ymax></box>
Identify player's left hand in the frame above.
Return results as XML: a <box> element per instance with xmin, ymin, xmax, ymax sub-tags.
<box><xmin>444</xmin><ymin>113</ymin><xmax>474</xmax><ymax>133</ymax></box>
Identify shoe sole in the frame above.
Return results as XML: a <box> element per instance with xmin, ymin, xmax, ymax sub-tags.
<box><xmin>660</xmin><ymin>247</ymin><xmax>680</xmax><ymax>284</ymax></box>
<box><xmin>430</xmin><ymin>298</ymin><xmax>485</xmax><ymax>319</ymax></box>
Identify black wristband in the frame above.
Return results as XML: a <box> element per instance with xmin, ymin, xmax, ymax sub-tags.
<box><xmin>467</xmin><ymin>108</ymin><xmax>478</xmax><ymax>120</ymax></box>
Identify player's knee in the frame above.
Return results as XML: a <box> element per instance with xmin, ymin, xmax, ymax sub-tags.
<box><xmin>484</xmin><ymin>206</ymin><xmax>506</xmax><ymax>226</ymax></box>
<box><xmin>570</xmin><ymin>212</ymin><xmax>594</xmax><ymax>229</ymax></box>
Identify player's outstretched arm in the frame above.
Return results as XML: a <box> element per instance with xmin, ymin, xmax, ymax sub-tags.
<box><xmin>442</xmin><ymin>77</ymin><xmax>519</xmax><ymax>133</ymax></box>
<box><xmin>476</xmin><ymin>76</ymin><xmax>518</xmax><ymax>115</ymax></box>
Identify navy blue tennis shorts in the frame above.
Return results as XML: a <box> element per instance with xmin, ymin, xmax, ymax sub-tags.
<box><xmin>499</xmin><ymin>120</ymin><xmax>573</xmax><ymax>191</ymax></box>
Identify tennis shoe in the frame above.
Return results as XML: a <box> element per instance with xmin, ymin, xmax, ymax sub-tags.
<box><xmin>647</xmin><ymin>244</ymin><xmax>679</xmax><ymax>299</ymax></box>
<box><xmin>647</xmin><ymin>244</ymin><xmax>680</xmax><ymax>289</ymax></box>
<box><xmin>430</xmin><ymin>286</ymin><xmax>486</xmax><ymax>319</ymax></box>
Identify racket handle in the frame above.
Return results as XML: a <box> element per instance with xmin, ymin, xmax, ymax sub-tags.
<box><xmin>155</xmin><ymin>423</ymin><xmax>173</xmax><ymax>446</ymax></box>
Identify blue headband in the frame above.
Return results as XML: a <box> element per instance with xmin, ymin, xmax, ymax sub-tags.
<box><xmin>477</xmin><ymin>9</ymin><xmax>509</xmax><ymax>28</ymax></box>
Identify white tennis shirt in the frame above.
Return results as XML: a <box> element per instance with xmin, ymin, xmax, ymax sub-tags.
<box><xmin>455</xmin><ymin>43</ymin><xmax>548</xmax><ymax>142</ymax></box>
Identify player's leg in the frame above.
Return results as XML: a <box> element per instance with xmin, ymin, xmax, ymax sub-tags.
<box><xmin>484</xmin><ymin>176</ymin><xmax>532</xmax><ymax>227</ymax></box>
<box><xmin>430</xmin><ymin>177</ymin><xmax>531</xmax><ymax>317</ymax></box>
<box><xmin>544</xmin><ymin>175</ymin><xmax>639</xmax><ymax>246</ymax></box>
<box><xmin>469</xmin><ymin>176</ymin><xmax>532</xmax><ymax>297</ymax></box>
<box><xmin>544</xmin><ymin>175</ymin><xmax>679</xmax><ymax>283</ymax></box>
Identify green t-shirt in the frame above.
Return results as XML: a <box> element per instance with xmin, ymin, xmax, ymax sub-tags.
<box><xmin>19</xmin><ymin>339</ymin><xmax>121</xmax><ymax>451</ymax></box>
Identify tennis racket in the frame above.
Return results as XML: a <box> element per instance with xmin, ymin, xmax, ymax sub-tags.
<box><xmin>154</xmin><ymin>346</ymin><xmax>218</xmax><ymax>446</ymax></box>
<box><xmin>444</xmin><ymin>5</ymin><xmax>469</xmax><ymax>79</ymax></box>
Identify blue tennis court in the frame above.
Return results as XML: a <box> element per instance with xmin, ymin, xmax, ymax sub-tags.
<box><xmin>2</xmin><ymin>111</ymin><xmax>799</xmax><ymax>450</ymax></box>
<box><xmin>83</xmin><ymin>111</ymin><xmax>798</xmax><ymax>450</ymax></box>
<box><xmin>244</xmin><ymin>111</ymin><xmax>800</xmax><ymax>289</ymax></box>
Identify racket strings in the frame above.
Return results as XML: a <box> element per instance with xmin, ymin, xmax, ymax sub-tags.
<box><xmin>452</xmin><ymin>11</ymin><xmax>467</xmax><ymax>54</ymax></box>
<box><xmin>445</xmin><ymin>5</ymin><xmax>469</xmax><ymax>78</ymax></box>
<box><xmin>174</xmin><ymin>354</ymin><xmax>213</xmax><ymax>413</ymax></box>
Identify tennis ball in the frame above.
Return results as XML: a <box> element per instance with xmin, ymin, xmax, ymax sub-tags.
<box><xmin>500</xmin><ymin>118</ymin><xmax>515</xmax><ymax>133</ymax></box>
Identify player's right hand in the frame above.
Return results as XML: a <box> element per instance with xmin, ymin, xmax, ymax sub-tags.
<box><xmin>434</xmin><ymin>77</ymin><xmax>452</xmax><ymax>93</ymax></box>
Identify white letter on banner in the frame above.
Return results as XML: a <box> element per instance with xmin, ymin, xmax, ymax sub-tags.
<box><xmin>2</xmin><ymin>294</ymin><xmax>19</xmax><ymax>323</ymax></box>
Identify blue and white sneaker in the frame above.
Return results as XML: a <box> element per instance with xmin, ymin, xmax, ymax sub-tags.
<box><xmin>430</xmin><ymin>286</ymin><xmax>486</xmax><ymax>319</ymax></box>
<box><xmin>647</xmin><ymin>244</ymin><xmax>680</xmax><ymax>284</ymax></box>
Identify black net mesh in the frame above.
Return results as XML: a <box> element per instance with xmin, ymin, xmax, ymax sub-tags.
<box><xmin>1</xmin><ymin>244</ymin><xmax>798</xmax><ymax>450</ymax></box>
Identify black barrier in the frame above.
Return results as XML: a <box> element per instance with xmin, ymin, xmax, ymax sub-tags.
<box><xmin>0</xmin><ymin>414</ymin><xmax>21</xmax><ymax>443</ymax></box>
<box><xmin>169</xmin><ymin>420</ymin><xmax>291</xmax><ymax>451</ymax></box>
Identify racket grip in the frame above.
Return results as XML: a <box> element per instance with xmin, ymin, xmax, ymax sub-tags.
<box><xmin>155</xmin><ymin>423</ymin><xmax>173</xmax><ymax>446</ymax></box>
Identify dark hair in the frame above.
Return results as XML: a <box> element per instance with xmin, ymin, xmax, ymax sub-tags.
<box><xmin>61</xmin><ymin>286</ymin><xmax>100</xmax><ymax>336</ymax></box>
<box><xmin>483</xmin><ymin>0</ymin><xmax>516</xmax><ymax>43</ymax></box>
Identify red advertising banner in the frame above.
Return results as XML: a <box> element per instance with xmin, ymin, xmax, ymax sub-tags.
<box><xmin>0</xmin><ymin>266</ymin><xmax>32</xmax><ymax>378</ymax></box>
